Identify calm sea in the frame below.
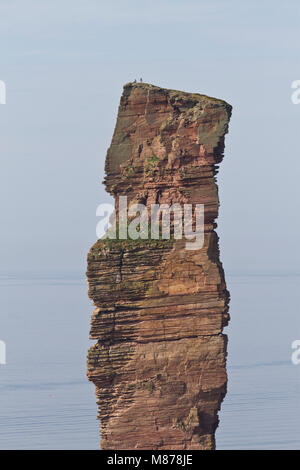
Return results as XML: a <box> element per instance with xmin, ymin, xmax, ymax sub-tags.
<box><xmin>0</xmin><ymin>272</ymin><xmax>299</xmax><ymax>449</ymax></box>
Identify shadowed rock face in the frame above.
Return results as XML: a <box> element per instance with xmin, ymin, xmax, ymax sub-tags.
<box><xmin>87</xmin><ymin>83</ymin><xmax>232</xmax><ymax>450</ymax></box>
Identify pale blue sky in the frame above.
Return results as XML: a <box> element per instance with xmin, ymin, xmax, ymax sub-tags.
<box><xmin>0</xmin><ymin>0</ymin><xmax>300</xmax><ymax>275</ymax></box>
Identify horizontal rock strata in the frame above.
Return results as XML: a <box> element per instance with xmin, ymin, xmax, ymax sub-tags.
<box><xmin>87</xmin><ymin>82</ymin><xmax>232</xmax><ymax>449</ymax></box>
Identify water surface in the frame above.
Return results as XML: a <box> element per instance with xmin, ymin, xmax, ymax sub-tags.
<box><xmin>0</xmin><ymin>273</ymin><xmax>299</xmax><ymax>449</ymax></box>
<box><xmin>217</xmin><ymin>273</ymin><xmax>300</xmax><ymax>449</ymax></box>
<box><xmin>0</xmin><ymin>276</ymin><xmax>98</xmax><ymax>449</ymax></box>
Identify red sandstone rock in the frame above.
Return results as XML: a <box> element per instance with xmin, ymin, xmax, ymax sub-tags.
<box><xmin>87</xmin><ymin>82</ymin><xmax>232</xmax><ymax>450</ymax></box>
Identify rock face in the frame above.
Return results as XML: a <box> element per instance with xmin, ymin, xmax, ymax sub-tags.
<box><xmin>87</xmin><ymin>83</ymin><xmax>232</xmax><ymax>450</ymax></box>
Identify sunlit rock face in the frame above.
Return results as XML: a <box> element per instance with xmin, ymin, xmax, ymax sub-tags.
<box><xmin>87</xmin><ymin>83</ymin><xmax>232</xmax><ymax>450</ymax></box>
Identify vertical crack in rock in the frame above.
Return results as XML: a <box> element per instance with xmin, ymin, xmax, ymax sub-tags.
<box><xmin>87</xmin><ymin>82</ymin><xmax>232</xmax><ymax>450</ymax></box>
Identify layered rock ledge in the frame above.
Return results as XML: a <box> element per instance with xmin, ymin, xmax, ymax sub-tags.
<box><xmin>87</xmin><ymin>83</ymin><xmax>232</xmax><ymax>450</ymax></box>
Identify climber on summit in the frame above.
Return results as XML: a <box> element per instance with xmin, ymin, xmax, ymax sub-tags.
<box><xmin>140</xmin><ymin>78</ymin><xmax>143</xmax><ymax>82</ymax></box>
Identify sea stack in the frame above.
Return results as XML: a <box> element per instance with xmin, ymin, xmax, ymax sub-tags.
<box><xmin>87</xmin><ymin>83</ymin><xmax>232</xmax><ymax>449</ymax></box>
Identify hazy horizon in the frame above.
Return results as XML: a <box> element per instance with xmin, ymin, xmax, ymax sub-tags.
<box><xmin>1</xmin><ymin>0</ymin><xmax>300</xmax><ymax>276</ymax></box>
